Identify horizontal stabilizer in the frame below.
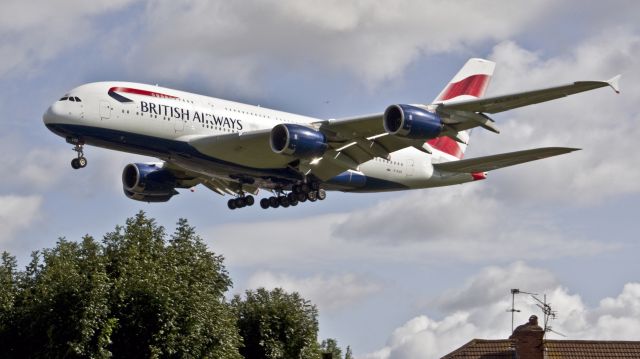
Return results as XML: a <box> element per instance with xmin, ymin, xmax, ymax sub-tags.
<box><xmin>433</xmin><ymin>147</ymin><xmax>580</xmax><ymax>173</ymax></box>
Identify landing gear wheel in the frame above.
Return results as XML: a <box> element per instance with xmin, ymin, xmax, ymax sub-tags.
<box><xmin>296</xmin><ymin>192</ymin><xmax>307</xmax><ymax>202</ymax></box>
<box><xmin>71</xmin><ymin>158</ymin><xmax>81</xmax><ymax>169</ymax></box>
<box><xmin>300</xmin><ymin>183</ymin><xmax>311</xmax><ymax>194</ymax></box>
<box><xmin>245</xmin><ymin>195</ymin><xmax>255</xmax><ymax>206</ymax></box>
<box><xmin>78</xmin><ymin>156</ymin><xmax>87</xmax><ymax>168</ymax></box>
<box><xmin>311</xmin><ymin>182</ymin><xmax>320</xmax><ymax>191</ymax></box>
<box><xmin>269</xmin><ymin>196</ymin><xmax>280</xmax><ymax>208</ymax></box>
<box><xmin>234</xmin><ymin>197</ymin><xmax>246</xmax><ymax>208</ymax></box>
<box><xmin>227</xmin><ymin>199</ymin><xmax>237</xmax><ymax>210</ymax></box>
<box><xmin>317</xmin><ymin>189</ymin><xmax>326</xmax><ymax>200</ymax></box>
<box><xmin>279</xmin><ymin>196</ymin><xmax>290</xmax><ymax>208</ymax></box>
<box><xmin>307</xmin><ymin>191</ymin><xmax>317</xmax><ymax>202</ymax></box>
<box><xmin>260</xmin><ymin>198</ymin><xmax>270</xmax><ymax>209</ymax></box>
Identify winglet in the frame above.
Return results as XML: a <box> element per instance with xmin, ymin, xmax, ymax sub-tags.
<box><xmin>607</xmin><ymin>74</ymin><xmax>621</xmax><ymax>94</ymax></box>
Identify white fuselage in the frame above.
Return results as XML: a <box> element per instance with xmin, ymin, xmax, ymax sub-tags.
<box><xmin>43</xmin><ymin>82</ymin><xmax>477</xmax><ymax>193</ymax></box>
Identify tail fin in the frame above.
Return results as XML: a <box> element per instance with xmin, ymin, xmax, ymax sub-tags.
<box><xmin>428</xmin><ymin>58</ymin><xmax>495</xmax><ymax>159</ymax></box>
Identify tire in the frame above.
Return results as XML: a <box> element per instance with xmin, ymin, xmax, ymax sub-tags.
<box><xmin>317</xmin><ymin>189</ymin><xmax>326</xmax><ymax>200</ymax></box>
<box><xmin>279</xmin><ymin>196</ymin><xmax>290</xmax><ymax>207</ymax></box>
<box><xmin>71</xmin><ymin>158</ymin><xmax>80</xmax><ymax>169</ymax></box>
<box><xmin>245</xmin><ymin>195</ymin><xmax>255</xmax><ymax>206</ymax></box>
<box><xmin>269</xmin><ymin>196</ymin><xmax>280</xmax><ymax>208</ymax></box>
<box><xmin>307</xmin><ymin>191</ymin><xmax>317</xmax><ymax>202</ymax></box>
<box><xmin>227</xmin><ymin>199</ymin><xmax>237</xmax><ymax>210</ymax></box>
<box><xmin>260</xmin><ymin>198</ymin><xmax>270</xmax><ymax>209</ymax></box>
<box><xmin>235</xmin><ymin>197</ymin><xmax>246</xmax><ymax>208</ymax></box>
<box><xmin>78</xmin><ymin>157</ymin><xmax>87</xmax><ymax>168</ymax></box>
<box><xmin>300</xmin><ymin>183</ymin><xmax>311</xmax><ymax>193</ymax></box>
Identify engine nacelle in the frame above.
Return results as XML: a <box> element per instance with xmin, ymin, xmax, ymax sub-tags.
<box><xmin>270</xmin><ymin>123</ymin><xmax>328</xmax><ymax>159</ymax></box>
<box><xmin>123</xmin><ymin>189</ymin><xmax>176</xmax><ymax>203</ymax></box>
<box><xmin>383</xmin><ymin>104</ymin><xmax>443</xmax><ymax>140</ymax></box>
<box><xmin>122</xmin><ymin>163</ymin><xmax>178</xmax><ymax>202</ymax></box>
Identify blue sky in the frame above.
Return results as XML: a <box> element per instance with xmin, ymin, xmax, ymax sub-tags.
<box><xmin>2</xmin><ymin>1</ymin><xmax>640</xmax><ymax>358</ymax></box>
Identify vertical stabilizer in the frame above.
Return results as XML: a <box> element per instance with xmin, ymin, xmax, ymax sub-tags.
<box><xmin>429</xmin><ymin>58</ymin><xmax>495</xmax><ymax>159</ymax></box>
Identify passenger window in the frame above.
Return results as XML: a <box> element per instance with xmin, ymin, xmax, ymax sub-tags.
<box><xmin>60</xmin><ymin>97</ymin><xmax>68</xmax><ymax>101</ymax></box>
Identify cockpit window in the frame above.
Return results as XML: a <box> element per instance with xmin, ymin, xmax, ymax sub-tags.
<box><xmin>58</xmin><ymin>96</ymin><xmax>82</xmax><ymax>102</ymax></box>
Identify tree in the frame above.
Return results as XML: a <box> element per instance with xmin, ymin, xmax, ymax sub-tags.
<box><xmin>344</xmin><ymin>346</ymin><xmax>354</xmax><ymax>359</ymax></box>
<box><xmin>232</xmin><ymin>288</ymin><xmax>321</xmax><ymax>359</ymax></box>
<box><xmin>0</xmin><ymin>211</ymin><xmax>242</xmax><ymax>359</ymax></box>
<box><xmin>320</xmin><ymin>338</ymin><xmax>342</xmax><ymax>359</ymax></box>
<box><xmin>103</xmin><ymin>212</ymin><xmax>242</xmax><ymax>358</ymax></box>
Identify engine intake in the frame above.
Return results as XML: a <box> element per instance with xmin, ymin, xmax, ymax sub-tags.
<box><xmin>270</xmin><ymin>123</ymin><xmax>328</xmax><ymax>159</ymax></box>
<box><xmin>383</xmin><ymin>104</ymin><xmax>443</xmax><ymax>140</ymax></box>
<box><xmin>122</xmin><ymin>163</ymin><xmax>178</xmax><ymax>202</ymax></box>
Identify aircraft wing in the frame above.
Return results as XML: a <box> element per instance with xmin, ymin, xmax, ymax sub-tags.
<box><xmin>439</xmin><ymin>75</ymin><xmax>620</xmax><ymax>114</ymax></box>
<box><xmin>433</xmin><ymin>147</ymin><xmax>579</xmax><ymax>173</ymax></box>
<box><xmin>163</xmin><ymin>160</ymin><xmax>259</xmax><ymax>196</ymax></box>
<box><xmin>187</xmin><ymin>119</ymin><xmax>429</xmax><ymax>181</ymax></box>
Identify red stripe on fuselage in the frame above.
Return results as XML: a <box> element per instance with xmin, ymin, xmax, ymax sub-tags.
<box><xmin>108</xmin><ymin>87</ymin><xmax>178</xmax><ymax>99</ymax></box>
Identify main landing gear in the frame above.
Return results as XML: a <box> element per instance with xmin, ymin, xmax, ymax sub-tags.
<box><xmin>227</xmin><ymin>194</ymin><xmax>255</xmax><ymax>210</ymax></box>
<box><xmin>258</xmin><ymin>184</ymin><xmax>326</xmax><ymax>210</ymax></box>
<box><xmin>69</xmin><ymin>139</ymin><xmax>87</xmax><ymax>169</ymax></box>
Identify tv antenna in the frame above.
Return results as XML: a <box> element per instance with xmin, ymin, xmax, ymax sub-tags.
<box><xmin>508</xmin><ymin>289</ymin><xmax>537</xmax><ymax>333</ymax></box>
<box><xmin>530</xmin><ymin>293</ymin><xmax>565</xmax><ymax>338</ymax></box>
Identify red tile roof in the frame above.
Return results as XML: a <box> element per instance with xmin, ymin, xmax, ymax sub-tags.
<box><xmin>441</xmin><ymin>339</ymin><xmax>515</xmax><ymax>358</ymax></box>
<box><xmin>545</xmin><ymin>340</ymin><xmax>640</xmax><ymax>358</ymax></box>
<box><xmin>441</xmin><ymin>339</ymin><xmax>640</xmax><ymax>359</ymax></box>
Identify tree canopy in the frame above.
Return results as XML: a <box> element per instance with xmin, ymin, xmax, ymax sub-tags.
<box><xmin>0</xmin><ymin>211</ymin><xmax>351</xmax><ymax>359</ymax></box>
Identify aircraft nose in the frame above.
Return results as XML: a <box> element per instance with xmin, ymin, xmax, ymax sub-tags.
<box><xmin>43</xmin><ymin>101</ymin><xmax>63</xmax><ymax>125</ymax></box>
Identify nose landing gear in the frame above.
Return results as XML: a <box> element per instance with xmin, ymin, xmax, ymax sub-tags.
<box><xmin>69</xmin><ymin>139</ymin><xmax>87</xmax><ymax>169</ymax></box>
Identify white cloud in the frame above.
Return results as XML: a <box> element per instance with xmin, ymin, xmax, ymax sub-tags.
<box><xmin>470</xmin><ymin>29</ymin><xmax>640</xmax><ymax>203</ymax></box>
<box><xmin>208</xmin><ymin>187</ymin><xmax>616</xmax><ymax>269</ymax></box>
<box><xmin>361</xmin><ymin>262</ymin><xmax>640</xmax><ymax>359</ymax></box>
<box><xmin>0</xmin><ymin>0</ymin><xmax>134</xmax><ymax>77</ymax></box>
<box><xmin>127</xmin><ymin>0</ymin><xmax>557</xmax><ymax>91</ymax></box>
<box><xmin>0</xmin><ymin>195</ymin><xmax>42</xmax><ymax>246</ymax></box>
<box><xmin>0</xmin><ymin>136</ymin><xmax>68</xmax><ymax>191</ymax></box>
<box><xmin>245</xmin><ymin>271</ymin><xmax>382</xmax><ymax>311</ymax></box>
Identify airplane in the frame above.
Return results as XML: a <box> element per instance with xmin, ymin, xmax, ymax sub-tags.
<box><xmin>43</xmin><ymin>58</ymin><xmax>620</xmax><ymax>210</ymax></box>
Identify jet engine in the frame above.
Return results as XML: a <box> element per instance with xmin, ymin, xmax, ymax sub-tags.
<box><xmin>383</xmin><ymin>104</ymin><xmax>444</xmax><ymax>140</ymax></box>
<box><xmin>270</xmin><ymin>123</ymin><xmax>328</xmax><ymax>159</ymax></box>
<box><xmin>121</xmin><ymin>163</ymin><xmax>178</xmax><ymax>202</ymax></box>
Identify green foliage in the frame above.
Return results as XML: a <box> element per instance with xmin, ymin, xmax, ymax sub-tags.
<box><xmin>320</xmin><ymin>338</ymin><xmax>342</xmax><ymax>359</ymax></box>
<box><xmin>344</xmin><ymin>346</ymin><xmax>353</xmax><ymax>359</ymax></box>
<box><xmin>0</xmin><ymin>211</ymin><xmax>242</xmax><ymax>359</ymax></box>
<box><xmin>0</xmin><ymin>212</ymin><xmax>332</xmax><ymax>359</ymax></box>
<box><xmin>232</xmin><ymin>288</ymin><xmax>321</xmax><ymax>359</ymax></box>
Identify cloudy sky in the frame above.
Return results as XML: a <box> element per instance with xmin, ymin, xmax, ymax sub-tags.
<box><xmin>2</xmin><ymin>1</ymin><xmax>640</xmax><ymax>358</ymax></box>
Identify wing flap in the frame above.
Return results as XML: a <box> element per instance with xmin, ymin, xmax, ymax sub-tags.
<box><xmin>433</xmin><ymin>147</ymin><xmax>579</xmax><ymax>173</ymax></box>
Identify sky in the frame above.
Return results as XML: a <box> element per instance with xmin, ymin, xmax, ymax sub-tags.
<box><xmin>1</xmin><ymin>1</ymin><xmax>640</xmax><ymax>358</ymax></box>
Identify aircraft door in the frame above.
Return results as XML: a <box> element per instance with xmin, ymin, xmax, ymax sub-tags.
<box><xmin>100</xmin><ymin>101</ymin><xmax>111</xmax><ymax>120</ymax></box>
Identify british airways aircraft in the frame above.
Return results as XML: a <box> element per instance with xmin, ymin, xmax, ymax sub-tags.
<box><xmin>43</xmin><ymin>59</ymin><xmax>620</xmax><ymax>210</ymax></box>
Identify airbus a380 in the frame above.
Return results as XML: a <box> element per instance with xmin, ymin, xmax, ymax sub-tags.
<box><xmin>43</xmin><ymin>59</ymin><xmax>620</xmax><ymax>210</ymax></box>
